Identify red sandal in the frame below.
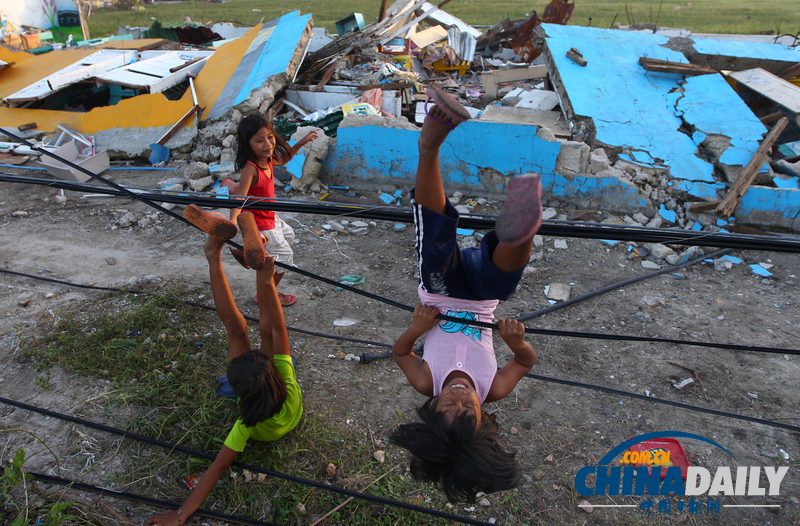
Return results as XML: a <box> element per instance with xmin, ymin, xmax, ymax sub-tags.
<box><xmin>495</xmin><ymin>173</ymin><xmax>543</xmax><ymax>246</ymax></box>
<box><xmin>237</xmin><ymin>212</ymin><xmax>268</xmax><ymax>269</ymax></box>
<box><xmin>183</xmin><ymin>204</ymin><xmax>238</xmax><ymax>241</ymax></box>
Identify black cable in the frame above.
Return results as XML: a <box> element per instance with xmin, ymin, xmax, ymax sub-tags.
<box><xmin>26</xmin><ymin>472</ymin><xmax>277</xmax><ymax>526</ymax></box>
<box><xmin>0</xmin><ymin>397</ymin><xmax>494</xmax><ymax>526</ymax></box>
<box><xmin>3</xmin><ymin>171</ymin><xmax>800</xmax><ymax>253</ymax></box>
<box><xmin>523</xmin><ymin>372</ymin><xmax>800</xmax><ymax>434</ymax></box>
<box><xmin>516</xmin><ymin>248</ymin><xmax>731</xmax><ymax>322</ymax></box>
<box><xmin>3</xmin><ymin>264</ymin><xmax>799</xmax><ymax>355</ymax></box>
<box><xmin>0</xmin><ymin>268</ymin><xmax>392</xmax><ymax>349</ymax></box>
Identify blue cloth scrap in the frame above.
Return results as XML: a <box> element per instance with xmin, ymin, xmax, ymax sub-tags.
<box><xmin>750</xmin><ymin>264</ymin><xmax>772</xmax><ymax>277</ymax></box>
<box><xmin>456</xmin><ymin>228</ymin><xmax>474</xmax><ymax>236</ymax></box>
<box><xmin>721</xmin><ymin>255</ymin><xmax>743</xmax><ymax>264</ymax></box>
<box><xmin>599</xmin><ymin>239</ymin><xmax>620</xmax><ymax>245</ymax></box>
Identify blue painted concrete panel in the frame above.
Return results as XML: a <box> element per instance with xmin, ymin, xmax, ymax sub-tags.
<box><xmin>676</xmin><ymin>74</ymin><xmax>769</xmax><ymax>171</ymax></box>
<box><xmin>691</xmin><ymin>37</ymin><xmax>800</xmax><ymax>62</ymax></box>
<box><xmin>541</xmin><ymin>24</ymin><xmax>717</xmax><ymax>185</ymax></box>
<box><xmin>774</xmin><ymin>176</ymin><xmax>800</xmax><ymax>190</ymax></box>
<box><xmin>677</xmin><ymin>180</ymin><xmax>725</xmax><ymax>201</ymax></box>
<box><xmin>325</xmin><ymin>121</ymin><xmax>559</xmax><ymax>186</ymax></box>
<box><xmin>234</xmin><ymin>12</ymin><xmax>311</xmax><ymax>106</ymax></box>
<box><xmin>738</xmin><ymin>187</ymin><xmax>800</xmax><ymax>216</ymax></box>
<box><xmin>545</xmin><ymin>172</ymin><xmax>649</xmax><ymax>207</ymax></box>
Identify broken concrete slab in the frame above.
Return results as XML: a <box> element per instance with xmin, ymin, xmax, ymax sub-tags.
<box><xmin>556</xmin><ymin>140</ymin><xmax>590</xmax><ymax>175</ymax></box>
<box><xmin>204</xmin><ymin>12</ymin><xmax>313</xmax><ymax>121</ymax></box>
<box><xmin>289</xmin><ymin>126</ymin><xmax>331</xmax><ymax>192</ymax></box>
<box><xmin>477</xmin><ymin>106</ymin><xmax>569</xmax><ymax>138</ymax></box>
<box><xmin>684</xmin><ymin>36</ymin><xmax>800</xmax><ymax>76</ymax></box>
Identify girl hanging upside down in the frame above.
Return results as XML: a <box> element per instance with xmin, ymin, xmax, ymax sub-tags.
<box><xmin>144</xmin><ymin>207</ymin><xmax>301</xmax><ymax>526</ymax></box>
<box><xmin>390</xmin><ymin>85</ymin><xmax>542</xmax><ymax>503</ymax></box>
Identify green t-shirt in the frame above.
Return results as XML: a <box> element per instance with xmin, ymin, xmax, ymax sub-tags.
<box><xmin>223</xmin><ymin>354</ymin><xmax>302</xmax><ymax>452</ymax></box>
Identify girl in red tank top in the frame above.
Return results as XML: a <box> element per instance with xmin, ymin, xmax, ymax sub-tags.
<box><xmin>229</xmin><ymin>114</ymin><xmax>318</xmax><ymax>306</ymax></box>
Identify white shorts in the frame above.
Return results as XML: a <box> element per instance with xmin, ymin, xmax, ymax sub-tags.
<box><xmin>261</xmin><ymin>214</ymin><xmax>294</xmax><ymax>273</ymax></box>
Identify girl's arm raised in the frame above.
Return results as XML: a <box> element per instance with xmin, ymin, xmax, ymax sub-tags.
<box><xmin>142</xmin><ymin>446</ymin><xmax>238</xmax><ymax>526</ymax></box>
<box><xmin>273</xmin><ymin>130</ymin><xmax>319</xmax><ymax>166</ymax></box>
<box><xmin>485</xmin><ymin>318</ymin><xmax>537</xmax><ymax>403</ymax></box>
<box><xmin>230</xmin><ymin>164</ymin><xmax>257</xmax><ymax>224</ymax></box>
<box><xmin>392</xmin><ymin>304</ymin><xmax>437</xmax><ymax>396</ymax></box>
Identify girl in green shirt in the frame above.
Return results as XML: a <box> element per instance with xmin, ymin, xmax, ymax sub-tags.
<box><xmin>144</xmin><ymin>207</ymin><xmax>302</xmax><ymax>526</ymax></box>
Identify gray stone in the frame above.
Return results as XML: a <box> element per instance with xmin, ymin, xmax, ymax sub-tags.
<box><xmin>633</xmin><ymin>212</ymin><xmax>649</xmax><ymax>225</ymax></box>
<box><xmin>455</xmin><ymin>204</ymin><xmax>473</xmax><ymax>214</ymax></box>
<box><xmin>622</xmin><ymin>215</ymin><xmax>640</xmax><ymax>226</ymax></box>
<box><xmin>554</xmin><ymin>239</ymin><xmax>568</xmax><ymax>249</ymax></box>
<box><xmin>529</xmin><ymin>251</ymin><xmax>544</xmax><ymax>262</ymax></box>
<box><xmin>643</xmin><ymin>243</ymin><xmax>675</xmax><ymax>260</ymax></box>
<box><xmin>697</xmin><ymin>213</ymin><xmax>716</xmax><ymax>227</ymax></box>
<box><xmin>594</xmin><ymin>166</ymin><xmax>627</xmax><ymax>180</ymax></box>
<box><xmin>350</xmin><ymin>220</ymin><xmax>369</xmax><ymax>228</ymax></box>
<box><xmin>546</xmin><ymin>282</ymin><xmax>571</xmax><ymax>301</ymax></box>
<box><xmin>646</xmin><ymin>216</ymin><xmax>663</xmax><ymax>228</ymax></box>
<box><xmin>328</xmin><ymin>220</ymin><xmax>345</xmax><ymax>231</ymax></box>
<box><xmin>773</xmin><ymin>159</ymin><xmax>800</xmax><ymax>178</ymax></box>
<box><xmin>665</xmin><ymin>254</ymin><xmax>681</xmax><ymax>265</ymax></box>
<box><xmin>641</xmin><ymin>261</ymin><xmax>661</xmax><ymax>269</ymax></box>
<box><xmin>533</xmin><ymin>235</ymin><xmax>544</xmax><ymax>247</ymax></box>
<box><xmin>714</xmin><ymin>259</ymin><xmax>733</xmax><ymax>271</ymax></box>
<box><xmin>555</xmin><ymin>141</ymin><xmax>590</xmax><ymax>175</ymax></box>
<box><xmin>602</xmin><ymin>216</ymin><xmax>626</xmax><ymax>226</ymax></box>
<box><xmin>542</xmin><ymin>207</ymin><xmax>558</xmax><ymax>220</ymax></box>
<box><xmin>188</xmin><ymin>176</ymin><xmax>213</xmax><ymax>192</ymax></box>
<box><xmin>163</xmin><ymin>183</ymin><xmax>183</xmax><ymax>193</ymax></box>
<box><xmin>222</xmin><ymin>135</ymin><xmax>235</xmax><ymax>149</ymax></box>
<box><xmin>118</xmin><ymin>212</ymin><xmax>137</xmax><ymax>228</ymax></box>
<box><xmin>590</xmin><ymin>148</ymin><xmax>610</xmax><ymax>174</ymax></box>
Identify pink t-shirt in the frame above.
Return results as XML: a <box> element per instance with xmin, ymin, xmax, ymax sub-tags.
<box><xmin>418</xmin><ymin>286</ymin><xmax>499</xmax><ymax>403</ymax></box>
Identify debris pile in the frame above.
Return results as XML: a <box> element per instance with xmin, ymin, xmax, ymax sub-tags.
<box><xmin>1</xmin><ymin>1</ymin><xmax>799</xmax><ymax>231</ymax></box>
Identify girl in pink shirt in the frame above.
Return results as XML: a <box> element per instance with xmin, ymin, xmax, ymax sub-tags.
<box><xmin>391</xmin><ymin>85</ymin><xmax>541</xmax><ymax>502</ymax></box>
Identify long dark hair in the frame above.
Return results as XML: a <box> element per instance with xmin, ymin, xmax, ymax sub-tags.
<box><xmin>227</xmin><ymin>350</ymin><xmax>287</xmax><ymax>427</ymax></box>
<box><xmin>234</xmin><ymin>114</ymin><xmax>292</xmax><ymax>171</ymax></box>
<box><xmin>389</xmin><ymin>398</ymin><xmax>520</xmax><ymax>502</ymax></box>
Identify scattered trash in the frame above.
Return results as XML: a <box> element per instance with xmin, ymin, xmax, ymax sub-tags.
<box><xmin>672</xmin><ymin>378</ymin><xmax>694</xmax><ymax>389</ymax></box>
<box><xmin>334</xmin><ymin>275</ymin><xmax>365</xmax><ymax>291</ymax></box>
<box><xmin>333</xmin><ymin>318</ymin><xmax>360</xmax><ymax>327</ymax></box>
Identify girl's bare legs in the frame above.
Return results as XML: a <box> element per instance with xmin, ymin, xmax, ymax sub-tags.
<box><xmin>492</xmin><ymin>237</ymin><xmax>534</xmax><ymax>272</ymax></box>
<box><xmin>414</xmin><ymin>105</ymin><xmax>453</xmax><ymax>215</ymax></box>
<box><xmin>204</xmin><ymin>236</ymin><xmax>251</xmax><ymax>361</ymax></box>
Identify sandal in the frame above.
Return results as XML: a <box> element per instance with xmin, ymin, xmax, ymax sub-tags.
<box><xmin>183</xmin><ymin>204</ymin><xmax>238</xmax><ymax>241</ymax></box>
<box><xmin>424</xmin><ymin>84</ymin><xmax>470</xmax><ymax>130</ymax></box>
<box><xmin>229</xmin><ymin>247</ymin><xmax>250</xmax><ymax>269</ymax></box>
<box><xmin>253</xmin><ymin>292</ymin><xmax>298</xmax><ymax>306</ymax></box>
<box><xmin>495</xmin><ymin>173</ymin><xmax>543</xmax><ymax>246</ymax></box>
<box><xmin>237</xmin><ymin>212</ymin><xmax>268</xmax><ymax>269</ymax></box>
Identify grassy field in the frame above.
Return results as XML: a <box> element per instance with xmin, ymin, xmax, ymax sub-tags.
<box><xmin>86</xmin><ymin>0</ymin><xmax>799</xmax><ymax>39</ymax></box>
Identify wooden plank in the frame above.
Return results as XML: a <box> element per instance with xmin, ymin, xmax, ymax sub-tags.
<box><xmin>728</xmin><ymin>68</ymin><xmax>800</xmax><ymax>114</ymax></box>
<box><xmin>715</xmin><ymin>117</ymin><xmax>789</xmax><ymax>218</ymax></box>
<box><xmin>638</xmin><ymin>57</ymin><xmax>717</xmax><ymax>76</ymax></box>
<box><xmin>482</xmin><ymin>64</ymin><xmax>548</xmax><ymax>97</ymax></box>
<box><xmin>779</xmin><ymin>62</ymin><xmax>800</xmax><ymax>80</ymax></box>
<box><xmin>760</xmin><ymin>111</ymin><xmax>784</xmax><ymax>124</ymax></box>
<box><xmin>381</xmin><ymin>0</ymin><xmax>453</xmax><ymax>43</ymax></box>
<box><xmin>378</xmin><ymin>0</ymin><xmax>390</xmax><ymax>21</ymax></box>
<box><xmin>47</xmin><ymin>52</ymin><xmax>129</xmax><ymax>91</ymax></box>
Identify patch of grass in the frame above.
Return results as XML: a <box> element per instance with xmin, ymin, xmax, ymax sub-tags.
<box><xmin>22</xmin><ymin>294</ymin><xmax>484</xmax><ymax>525</ymax></box>
<box><xmin>86</xmin><ymin>0</ymin><xmax>799</xmax><ymax>39</ymax></box>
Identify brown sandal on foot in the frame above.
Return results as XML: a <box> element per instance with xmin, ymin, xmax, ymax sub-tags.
<box><xmin>237</xmin><ymin>212</ymin><xmax>267</xmax><ymax>269</ymax></box>
<box><xmin>183</xmin><ymin>204</ymin><xmax>238</xmax><ymax>241</ymax></box>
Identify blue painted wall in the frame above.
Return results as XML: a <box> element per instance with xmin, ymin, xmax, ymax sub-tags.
<box><xmin>323</xmin><ymin>121</ymin><xmax>647</xmax><ymax>209</ymax></box>
<box><xmin>324</xmin><ymin>120</ymin><xmax>559</xmax><ymax>188</ymax></box>
<box><xmin>738</xmin><ymin>187</ymin><xmax>800</xmax><ymax>231</ymax></box>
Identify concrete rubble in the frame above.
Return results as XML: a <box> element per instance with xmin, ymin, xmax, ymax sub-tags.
<box><xmin>1</xmin><ymin>1</ymin><xmax>799</xmax><ymax>234</ymax></box>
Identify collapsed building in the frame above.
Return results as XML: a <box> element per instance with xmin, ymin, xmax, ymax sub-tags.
<box><xmin>1</xmin><ymin>1</ymin><xmax>799</xmax><ymax>231</ymax></box>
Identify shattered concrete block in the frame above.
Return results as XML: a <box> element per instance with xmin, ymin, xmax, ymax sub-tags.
<box><xmin>590</xmin><ymin>148</ymin><xmax>611</xmax><ymax>174</ymax></box>
<box><xmin>594</xmin><ymin>166</ymin><xmax>627</xmax><ymax>180</ymax></box>
<box><xmin>222</xmin><ymin>135</ymin><xmax>235</xmax><ymax>149</ymax></box>
<box><xmin>542</xmin><ymin>207</ymin><xmax>558</xmax><ymax>220</ymax></box>
<box><xmin>163</xmin><ymin>183</ymin><xmax>184</xmax><ymax>192</ymax></box>
<box><xmin>643</xmin><ymin>243</ymin><xmax>675</xmax><ymax>260</ymax></box>
<box><xmin>118</xmin><ymin>212</ymin><xmax>137</xmax><ymax>228</ymax></box>
<box><xmin>290</xmin><ymin>127</ymin><xmax>332</xmax><ymax>193</ymax></box>
<box><xmin>646</xmin><ymin>216</ymin><xmax>663</xmax><ymax>228</ymax></box>
<box><xmin>623</xmin><ymin>215</ymin><xmax>640</xmax><ymax>226</ymax></box>
<box><xmin>555</xmin><ymin>141</ymin><xmax>590</xmax><ymax>175</ymax></box>
<box><xmin>339</xmin><ymin>114</ymin><xmax>417</xmax><ymax>130</ymax></box>
<box><xmin>184</xmin><ymin>161</ymin><xmax>210</xmax><ymax>180</ymax></box>
<box><xmin>545</xmin><ymin>282</ymin><xmax>571</xmax><ymax>301</ymax></box>
<box><xmin>665</xmin><ymin>254</ymin><xmax>681</xmax><ymax>265</ymax></box>
<box><xmin>633</xmin><ymin>212</ymin><xmax>649</xmax><ymax>225</ymax></box>
<box><xmin>697</xmin><ymin>213</ymin><xmax>716</xmax><ymax>227</ymax></box>
<box><xmin>773</xmin><ymin>159</ymin><xmax>800</xmax><ymax>178</ymax></box>
<box><xmin>188</xmin><ymin>176</ymin><xmax>213</xmax><ymax>192</ymax></box>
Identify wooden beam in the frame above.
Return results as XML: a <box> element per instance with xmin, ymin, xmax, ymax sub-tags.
<box><xmin>760</xmin><ymin>111</ymin><xmax>784</xmax><ymax>124</ymax></box>
<box><xmin>639</xmin><ymin>57</ymin><xmax>717</xmax><ymax>76</ymax></box>
<box><xmin>715</xmin><ymin>117</ymin><xmax>789</xmax><ymax>218</ymax></box>
<box><xmin>381</xmin><ymin>0</ymin><xmax>453</xmax><ymax>43</ymax></box>
<box><xmin>378</xmin><ymin>0</ymin><xmax>390</xmax><ymax>21</ymax></box>
<box><xmin>779</xmin><ymin>62</ymin><xmax>800</xmax><ymax>80</ymax></box>
<box><xmin>689</xmin><ymin>201</ymin><xmax>719</xmax><ymax>213</ymax></box>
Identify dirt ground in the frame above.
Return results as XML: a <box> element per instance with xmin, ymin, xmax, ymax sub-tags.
<box><xmin>1</xmin><ymin>165</ymin><xmax>799</xmax><ymax>525</ymax></box>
